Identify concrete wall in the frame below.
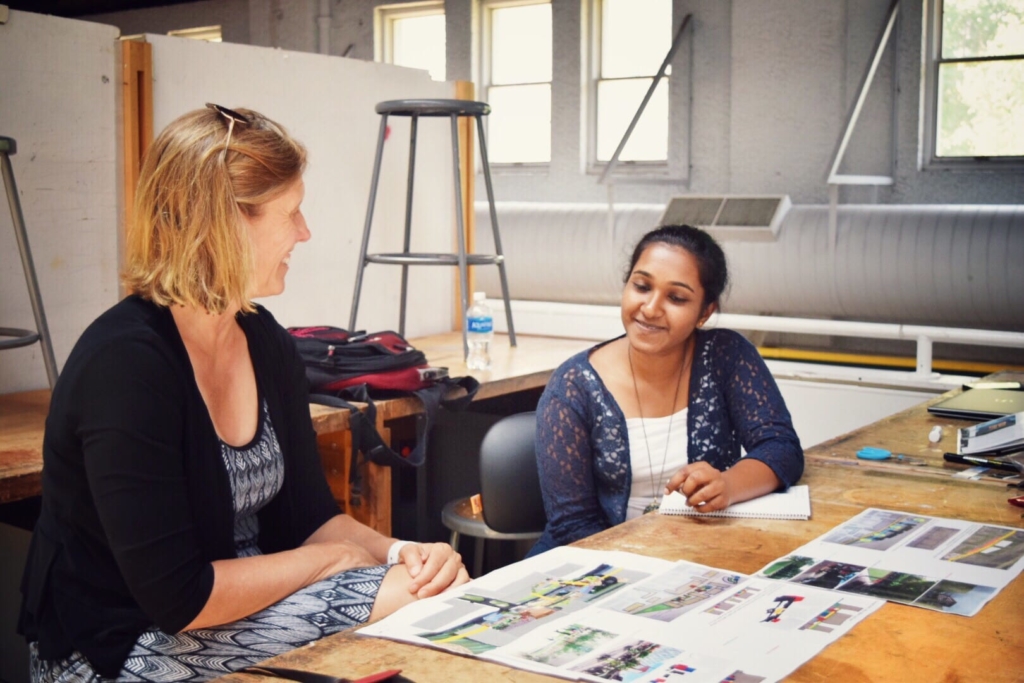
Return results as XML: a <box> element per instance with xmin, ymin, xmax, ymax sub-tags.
<box><xmin>81</xmin><ymin>0</ymin><xmax>1024</xmax><ymax>206</ymax></box>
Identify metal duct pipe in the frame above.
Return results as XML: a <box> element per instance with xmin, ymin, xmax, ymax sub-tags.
<box><xmin>317</xmin><ymin>0</ymin><xmax>331</xmax><ymax>55</ymax></box>
<box><xmin>473</xmin><ymin>202</ymin><xmax>1024</xmax><ymax>332</ymax></box>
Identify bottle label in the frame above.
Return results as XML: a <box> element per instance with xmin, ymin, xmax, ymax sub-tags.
<box><xmin>467</xmin><ymin>317</ymin><xmax>493</xmax><ymax>333</ymax></box>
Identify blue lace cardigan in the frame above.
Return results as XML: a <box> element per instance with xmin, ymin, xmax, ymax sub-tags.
<box><xmin>529</xmin><ymin>328</ymin><xmax>804</xmax><ymax>555</ymax></box>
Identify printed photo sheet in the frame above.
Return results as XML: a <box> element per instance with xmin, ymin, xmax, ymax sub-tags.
<box><xmin>756</xmin><ymin>508</ymin><xmax>1024</xmax><ymax>617</ymax></box>
<box><xmin>359</xmin><ymin>547</ymin><xmax>883</xmax><ymax>683</ymax></box>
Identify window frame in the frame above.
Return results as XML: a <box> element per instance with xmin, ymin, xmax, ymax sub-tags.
<box><xmin>585</xmin><ymin>0</ymin><xmax>671</xmax><ymax>174</ymax></box>
<box><xmin>374</xmin><ymin>1</ymin><xmax>446</xmax><ymax>81</ymax></box>
<box><xmin>920</xmin><ymin>0</ymin><xmax>1024</xmax><ymax>170</ymax></box>
<box><xmin>477</xmin><ymin>0</ymin><xmax>553</xmax><ymax>168</ymax></box>
<box><xmin>166</xmin><ymin>25</ymin><xmax>222</xmax><ymax>42</ymax></box>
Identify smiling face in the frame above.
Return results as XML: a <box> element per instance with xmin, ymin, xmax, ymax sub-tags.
<box><xmin>621</xmin><ymin>242</ymin><xmax>716</xmax><ymax>357</ymax></box>
<box><xmin>245</xmin><ymin>177</ymin><xmax>309</xmax><ymax>298</ymax></box>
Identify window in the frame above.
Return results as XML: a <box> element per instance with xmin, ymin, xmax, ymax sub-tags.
<box><xmin>167</xmin><ymin>26</ymin><xmax>222</xmax><ymax>42</ymax></box>
<box><xmin>479</xmin><ymin>0</ymin><xmax>552</xmax><ymax>164</ymax></box>
<box><xmin>375</xmin><ymin>2</ymin><xmax>446</xmax><ymax>82</ymax></box>
<box><xmin>923</xmin><ymin>0</ymin><xmax>1024</xmax><ymax>166</ymax></box>
<box><xmin>588</xmin><ymin>0</ymin><xmax>671</xmax><ymax>166</ymax></box>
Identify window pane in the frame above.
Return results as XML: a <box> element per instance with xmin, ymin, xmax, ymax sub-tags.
<box><xmin>601</xmin><ymin>0</ymin><xmax>671</xmax><ymax>78</ymax></box>
<box><xmin>941</xmin><ymin>0</ymin><xmax>1024</xmax><ymax>59</ymax></box>
<box><xmin>936</xmin><ymin>60</ymin><xmax>1024</xmax><ymax>156</ymax></box>
<box><xmin>597</xmin><ymin>78</ymin><xmax>668</xmax><ymax>161</ymax></box>
<box><xmin>486</xmin><ymin>84</ymin><xmax>551</xmax><ymax>163</ymax></box>
<box><xmin>392</xmin><ymin>14</ymin><xmax>446</xmax><ymax>81</ymax></box>
<box><xmin>491</xmin><ymin>3</ymin><xmax>552</xmax><ymax>84</ymax></box>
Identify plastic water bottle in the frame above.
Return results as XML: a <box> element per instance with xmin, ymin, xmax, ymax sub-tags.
<box><xmin>465</xmin><ymin>292</ymin><xmax>493</xmax><ymax>371</ymax></box>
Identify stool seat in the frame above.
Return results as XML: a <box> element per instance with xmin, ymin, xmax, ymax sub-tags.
<box><xmin>442</xmin><ymin>497</ymin><xmax>542</xmax><ymax>578</ymax></box>
<box><xmin>366</xmin><ymin>253</ymin><xmax>504</xmax><ymax>266</ymax></box>
<box><xmin>375</xmin><ymin>99</ymin><xmax>491</xmax><ymax>117</ymax></box>
<box><xmin>0</xmin><ymin>328</ymin><xmax>40</xmax><ymax>351</ymax></box>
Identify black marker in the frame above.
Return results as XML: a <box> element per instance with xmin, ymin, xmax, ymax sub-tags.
<box><xmin>943</xmin><ymin>453</ymin><xmax>1019</xmax><ymax>473</ymax></box>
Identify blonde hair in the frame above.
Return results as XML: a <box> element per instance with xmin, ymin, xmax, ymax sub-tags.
<box><xmin>124</xmin><ymin>107</ymin><xmax>307</xmax><ymax>314</ymax></box>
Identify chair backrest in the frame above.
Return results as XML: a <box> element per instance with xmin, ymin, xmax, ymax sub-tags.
<box><xmin>479</xmin><ymin>411</ymin><xmax>546</xmax><ymax>534</ymax></box>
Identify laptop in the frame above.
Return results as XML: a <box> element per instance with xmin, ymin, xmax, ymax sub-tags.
<box><xmin>927</xmin><ymin>389</ymin><xmax>1024</xmax><ymax>420</ymax></box>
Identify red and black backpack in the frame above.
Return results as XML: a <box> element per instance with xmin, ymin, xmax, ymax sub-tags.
<box><xmin>288</xmin><ymin>326</ymin><xmax>479</xmax><ymax>504</ymax></box>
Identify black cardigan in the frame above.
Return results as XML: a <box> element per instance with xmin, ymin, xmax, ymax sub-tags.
<box><xmin>18</xmin><ymin>296</ymin><xmax>339</xmax><ymax>677</ymax></box>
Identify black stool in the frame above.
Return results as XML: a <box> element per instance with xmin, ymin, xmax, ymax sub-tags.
<box><xmin>1</xmin><ymin>136</ymin><xmax>58</xmax><ymax>388</ymax></box>
<box><xmin>348</xmin><ymin>99</ymin><xmax>516</xmax><ymax>358</ymax></box>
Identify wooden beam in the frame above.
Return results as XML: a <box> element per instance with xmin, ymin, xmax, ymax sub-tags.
<box><xmin>454</xmin><ymin>80</ymin><xmax>475</xmax><ymax>333</ymax></box>
<box><xmin>120</xmin><ymin>39</ymin><xmax>153</xmax><ymax>295</ymax></box>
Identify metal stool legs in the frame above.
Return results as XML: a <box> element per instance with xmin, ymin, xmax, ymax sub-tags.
<box><xmin>475</xmin><ymin>116</ymin><xmax>516</xmax><ymax>348</ymax></box>
<box><xmin>348</xmin><ymin>116</ymin><xmax>389</xmax><ymax>335</ymax></box>
<box><xmin>348</xmin><ymin>99</ymin><xmax>517</xmax><ymax>358</ymax></box>
<box><xmin>1</xmin><ymin>136</ymin><xmax>58</xmax><ymax>389</ymax></box>
<box><xmin>448</xmin><ymin>528</ymin><xmax>486</xmax><ymax>579</ymax></box>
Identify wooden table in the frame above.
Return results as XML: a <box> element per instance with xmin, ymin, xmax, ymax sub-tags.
<box><xmin>804</xmin><ymin>370</ymin><xmax>1024</xmax><ymax>488</ymax></box>
<box><xmin>0</xmin><ymin>333</ymin><xmax>591</xmax><ymax>523</ymax></box>
<box><xmin>0</xmin><ymin>389</ymin><xmax>49</xmax><ymax>504</ymax></box>
<box><xmin>219</xmin><ymin>392</ymin><xmax>1024</xmax><ymax>683</ymax></box>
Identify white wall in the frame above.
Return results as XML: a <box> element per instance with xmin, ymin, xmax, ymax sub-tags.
<box><xmin>146</xmin><ymin>33</ymin><xmax>457</xmax><ymax>334</ymax></box>
<box><xmin>0</xmin><ymin>10</ymin><xmax>120</xmax><ymax>393</ymax></box>
<box><xmin>776</xmin><ymin>379</ymin><xmax>934</xmax><ymax>449</ymax></box>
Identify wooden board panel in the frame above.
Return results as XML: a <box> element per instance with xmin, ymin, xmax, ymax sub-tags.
<box><xmin>120</xmin><ymin>37</ymin><xmax>153</xmax><ymax>289</ymax></box>
<box><xmin>454</xmin><ymin>79</ymin><xmax>476</xmax><ymax>332</ymax></box>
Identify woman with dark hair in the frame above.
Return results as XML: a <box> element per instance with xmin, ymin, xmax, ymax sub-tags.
<box><xmin>530</xmin><ymin>225</ymin><xmax>803</xmax><ymax>554</ymax></box>
<box><xmin>19</xmin><ymin>105</ymin><xmax>467</xmax><ymax>682</ymax></box>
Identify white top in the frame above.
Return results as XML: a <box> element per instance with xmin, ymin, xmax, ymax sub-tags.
<box><xmin>625</xmin><ymin>407</ymin><xmax>688</xmax><ymax>520</ymax></box>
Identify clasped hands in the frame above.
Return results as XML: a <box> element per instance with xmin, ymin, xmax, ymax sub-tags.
<box><xmin>665</xmin><ymin>461</ymin><xmax>733</xmax><ymax>513</ymax></box>
<box><xmin>392</xmin><ymin>542</ymin><xmax>469</xmax><ymax>598</ymax></box>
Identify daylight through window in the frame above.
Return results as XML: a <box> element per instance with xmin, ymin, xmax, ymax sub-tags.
<box><xmin>931</xmin><ymin>0</ymin><xmax>1024</xmax><ymax>159</ymax></box>
<box><xmin>480</xmin><ymin>1</ymin><xmax>552</xmax><ymax>164</ymax></box>
<box><xmin>592</xmin><ymin>0</ymin><xmax>671</xmax><ymax>163</ymax></box>
<box><xmin>376</xmin><ymin>2</ymin><xmax>447</xmax><ymax>82</ymax></box>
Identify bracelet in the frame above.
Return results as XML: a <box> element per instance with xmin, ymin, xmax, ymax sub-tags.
<box><xmin>387</xmin><ymin>540</ymin><xmax>414</xmax><ymax>565</ymax></box>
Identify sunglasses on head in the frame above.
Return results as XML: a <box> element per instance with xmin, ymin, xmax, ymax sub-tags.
<box><xmin>205</xmin><ymin>103</ymin><xmax>251</xmax><ymax>155</ymax></box>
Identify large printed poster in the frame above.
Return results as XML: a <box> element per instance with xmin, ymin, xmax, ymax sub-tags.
<box><xmin>359</xmin><ymin>548</ymin><xmax>883</xmax><ymax>683</ymax></box>
<box><xmin>756</xmin><ymin>508</ymin><xmax>1024</xmax><ymax>617</ymax></box>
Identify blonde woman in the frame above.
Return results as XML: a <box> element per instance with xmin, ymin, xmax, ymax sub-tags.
<box><xmin>19</xmin><ymin>105</ymin><xmax>468</xmax><ymax>682</ymax></box>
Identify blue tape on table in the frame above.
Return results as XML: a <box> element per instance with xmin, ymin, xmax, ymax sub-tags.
<box><xmin>857</xmin><ymin>447</ymin><xmax>892</xmax><ymax>461</ymax></box>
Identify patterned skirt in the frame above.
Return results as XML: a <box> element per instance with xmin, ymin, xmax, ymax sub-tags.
<box><xmin>29</xmin><ymin>564</ymin><xmax>389</xmax><ymax>682</ymax></box>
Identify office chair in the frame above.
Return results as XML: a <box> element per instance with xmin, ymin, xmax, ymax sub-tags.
<box><xmin>441</xmin><ymin>411</ymin><xmax>545</xmax><ymax>577</ymax></box>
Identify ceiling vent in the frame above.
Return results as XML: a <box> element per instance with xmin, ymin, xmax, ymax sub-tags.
<box><xmin>658</xmin><ymin>195</ymin><xmax>791</xmax><ymax>241</ymax></box>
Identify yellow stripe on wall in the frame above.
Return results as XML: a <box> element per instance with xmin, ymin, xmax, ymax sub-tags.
<box><xmin>756</xmin><ymin>347</ymin><xmax>1024</xmax><ymax>375</ymax></box>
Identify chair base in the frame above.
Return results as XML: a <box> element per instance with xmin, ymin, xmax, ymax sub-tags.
<box><xmin>441</xmin><ymin>498</ymin><xmax>542</xmax><ymax>578</ymax></box>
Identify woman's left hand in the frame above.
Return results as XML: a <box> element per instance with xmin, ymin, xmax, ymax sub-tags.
<box><xmin>666</xmin><ymin>462</ymin><xmax>733</xmax><ymax>513</ymax></box>
<box><xmin>397</xmin><ymin>543</ymin><xmax>470</xmax><ymax>598</ymax></box>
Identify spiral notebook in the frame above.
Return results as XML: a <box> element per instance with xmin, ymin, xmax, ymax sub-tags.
<box><xmin>659</xmin><ymin>485</ymin><xmax>811</xmax><ymax>519</ymax></box>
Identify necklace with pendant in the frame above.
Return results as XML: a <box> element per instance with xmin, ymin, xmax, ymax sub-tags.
<box><xmin>629</xmin><ymin>344</ymin><xmax>687</xmax><ymax>515</ymax></box>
